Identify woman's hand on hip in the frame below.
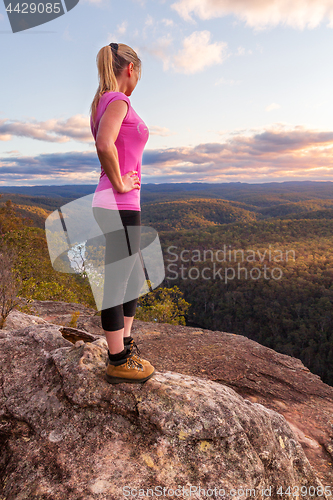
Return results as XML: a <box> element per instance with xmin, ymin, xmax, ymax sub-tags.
<box><xmin>118</xmin><ymin>171</ymin><xmax>141</xmax><ymax>193</ymax></box>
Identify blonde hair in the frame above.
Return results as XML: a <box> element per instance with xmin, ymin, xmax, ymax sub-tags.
<box><xmin>90</xmin><ymin>43</ymin><xmax>142</xmax><ymax>127</ymax></box>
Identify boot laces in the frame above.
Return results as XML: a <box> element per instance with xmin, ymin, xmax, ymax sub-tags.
<box><xmin>126</xmin><ymin>354</ymin><xmax>144</xmax><ymax>371</ymax></box>
<box><xmin>131</xmin><ymin>340</ymin><xmax>143</xmax><ymax>360</ymax></box>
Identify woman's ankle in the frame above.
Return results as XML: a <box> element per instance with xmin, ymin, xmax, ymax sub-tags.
<box><xmin>108</xmin><ymin>346</ymin><xmax>128</xmax><ymax>360</ymax></box>
<box><xmin>105</xmin><ymin>328</ymin><xmax>125</xmax><ymax>355</ymax></box>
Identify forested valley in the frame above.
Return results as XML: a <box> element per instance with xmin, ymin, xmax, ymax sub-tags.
<box><xmin>1</xmin><ymin>181</ymin><xmax>333</xmax><ymax>385</ymax></box>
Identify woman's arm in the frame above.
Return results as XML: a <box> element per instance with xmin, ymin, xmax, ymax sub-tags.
<box><xmin>95</xmin><ymin>99</ymin><xmax>140</xmax><ymax>194</ymax></box>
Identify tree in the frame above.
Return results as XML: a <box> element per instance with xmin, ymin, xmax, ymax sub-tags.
<box><xmin>0</xmin><ymin>242</ymin><xmax>22</xmax><ymax>328</ymax></box>
<box><xmin>136</xmin><ymin>285</ymin><xmax>190</xmax><ymax>325</ymax></box>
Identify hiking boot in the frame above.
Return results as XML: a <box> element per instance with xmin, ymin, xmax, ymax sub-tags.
<box><xmin>106</xmin><ymin>336</ymin><xmax>150</xmax><ymax>367</ymax></box>
<box><xmin>106</xmin><ymin>347</ymin><xmax>155</xmax><ymax>384</ymax></box>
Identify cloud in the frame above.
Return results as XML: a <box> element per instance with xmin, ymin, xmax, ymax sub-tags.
<box><xmin>140</xmin><ymin>124</ymin><xmax>333</xmax><ymax>182</ymax></box>
<box><xmin>162</xmin><ymin>18</ymin><xmax>174</xmax><ymax>26</ymax></box>
<box><xmin>107</xmin><ymin>21</ymin><xmax>128</xmax><ymax>43</ymax></box>
<box><xmin>0</xmin><ymin>115</ymin><xmax>92</xmax><ymax>143</ymax></box>
<box><xmin>3</xmin><ymin>124</ymin><xmax>333</xmax><ymax>184</ymax></box>
<box><xmin>0</xmin><ymin>115</ymin><xmax>173</xmax><ymax>145</ymax></box>
<box><xmin>266</xmin><ymin>103</ymin><xmax>281</xmax><ymax>112</ymax></box>
<box><xmin>141</xmin><ymin>15</ymin><xmax>154</xmax><ymax>39</ymax></box>
<box><xmin>236</xmin><ymin>46</ymin><xmax>252</xmax><ymax>56</ymax></box>
<box><xmin>173</xmin><ymin>31</ymin><xmax>228</xmax><ymax>74</ymax></box>
<box><xmin>170</xmin><ymin>0</ymin><xmax>333</xmax><ymax>30</ymax></box>
<box><xmin>145</xmin><ymin>35</ymin><xmax>174</xmax><ymax>71</ymax></box>
<box><xmin>0</xmin><ymin>151</ymin><xmax>100</xmax><ymax>185</ymax></box>
<box><xmin>145</xmin><ymin>15</ymin><xmax>154</xmax><ymax>26</ymax></box>
<box><xmin>149</xmin><ymin>126</ymin><xmax>176</xmax><ymax>136</ymax></box>
<box><xmin>117</xmin><ymin>21</ymin><xmax>128</xmax><ymax>35</ymax></box>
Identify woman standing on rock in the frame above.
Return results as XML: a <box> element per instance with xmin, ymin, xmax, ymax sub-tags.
<box><xmin>90</xmin><ymin>43</ymin><xmax>155</xmax><ymax>384</ymax></box>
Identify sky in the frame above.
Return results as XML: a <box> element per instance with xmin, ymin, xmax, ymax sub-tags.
<box><xmin>1</xmin><ymin>0</ymin><xmax>333</xmax><ymax>186</ymax></box>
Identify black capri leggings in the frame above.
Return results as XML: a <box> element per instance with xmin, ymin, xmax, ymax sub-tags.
<box><xmin>92</xmin><ymin>207</ymin><xmax>144</xmax><ymax>332</ymax></box>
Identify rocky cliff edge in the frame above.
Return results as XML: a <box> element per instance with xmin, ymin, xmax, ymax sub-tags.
<box><xmin>0</xmin><ymin>306</ymin><xmax>332</xmax><ymax>499</ymax></box>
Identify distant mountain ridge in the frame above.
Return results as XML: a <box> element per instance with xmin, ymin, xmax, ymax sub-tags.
<box><xmin>0</xmin><ymin>184</ymin><xmax>96</xmax><ymax>199</ymax></box>
<box><xmin>2</xmin><ymin>180</ymin><xmax>333</xmax><ymax>206</ymax></box>
<box><xmin>3</xmin><ymin>182</ymin><xmax>333</xmax><ymax>230</ymax></box>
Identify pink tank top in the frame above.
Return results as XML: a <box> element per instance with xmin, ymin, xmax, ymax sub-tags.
<box><xmin>91</xmin><ymin>91</ymin><xmax>149</xmax><ymax>211</ymax></box>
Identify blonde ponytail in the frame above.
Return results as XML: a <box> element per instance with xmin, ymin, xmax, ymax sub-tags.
<box><xmin>90</xmin><ymin>43</ymin><xmax>141</xmax><ymax>127</ymax></box>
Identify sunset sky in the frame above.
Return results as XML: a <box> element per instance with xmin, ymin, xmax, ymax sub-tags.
<box><xmin>1</xmin><ymin>0</ymin><xmax>333</xmax><ymax>186</ymax></box>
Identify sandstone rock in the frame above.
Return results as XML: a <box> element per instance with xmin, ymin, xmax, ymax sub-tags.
<box><xmin>18</xmin><ymin>298</ymin><xmax>102</xmax><ymax>335</ymax></box>
<box><xmin>5</xmin><ymin>302</ymin><xmax>103</xmax><ymax>343</ymax></box>
<box><xmin>0</xmin><ymin>322</ymin><xmax>328</xmax><ymax>499</ymax></box>
<box><xmin>4</xmin><ymin>307</ymin><xmax>49</xmax><ymax>330</ymax></box>
<box><xmin>131</xmin><ymin>320</ymin><xmax>333</xmax><ymax>488</ymax></box>
<box><xmin>7</xmin><ymin>303</ymin><xmax>333</xmax><ymax>487</ymax></box>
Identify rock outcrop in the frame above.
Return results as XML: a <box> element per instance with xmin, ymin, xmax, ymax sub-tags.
<box><xmin>0</xmin><ymin>307</ymin><xmax>331</xmax><ymax>499</ymax></box>
<box><xmin>14</xmin><ymin>300</ymin><xmax>333</xmax><ymax>487</ymax></box>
